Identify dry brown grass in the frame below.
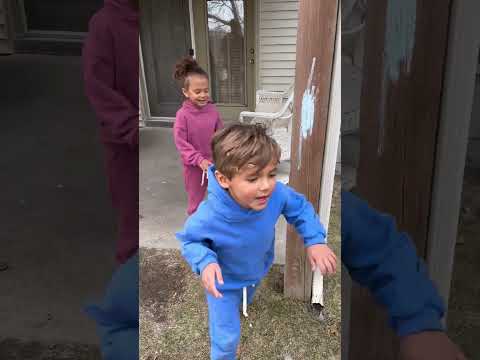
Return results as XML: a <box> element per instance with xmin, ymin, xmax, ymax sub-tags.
<box><xmin>140</xmin><ymin>178</ymin><xmax>341</xmax><ymax>360</ymax></box>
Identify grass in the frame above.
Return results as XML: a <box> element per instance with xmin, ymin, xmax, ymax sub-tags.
<box><xmin>140</xmin><ymin>178</ymin><xmax>341</xmax><ymax>360</ymax></box>
<box><xmin>447</xmin><ymin>167</ymin><xmax>480</xmax><ymax>359</ymax></box>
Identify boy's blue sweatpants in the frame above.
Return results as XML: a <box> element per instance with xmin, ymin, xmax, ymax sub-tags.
<box><xmin>206</xmin><ymin>285</ymin><xmax>257</xmax><ymax>360</ymax></box>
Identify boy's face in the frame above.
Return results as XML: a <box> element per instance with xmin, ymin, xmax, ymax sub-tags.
<box><xmin>183</xmin><ymin>75</ymin><xmax>210</xmax><ymax>107</ymax></box>
<box><xmin>216</xmin><ymin>160</ymin><xmax>278</xmax><ymax>211</ymax></box>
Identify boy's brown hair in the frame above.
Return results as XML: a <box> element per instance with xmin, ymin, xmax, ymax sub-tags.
<box><xmin>211</xmin><ymin>124</ymin><xmax>281</xmax><ymax>179</ymax></box>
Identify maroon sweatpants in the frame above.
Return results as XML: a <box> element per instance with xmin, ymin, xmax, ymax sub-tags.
<box><xmin>103</xmin><ymin>143</ymin><xmax>139</xmax><ymax>264</ymax></box>
<box><xmin>183</xmin><ymin>165</ymin><xmax>208</xmax><ymax>215</ymax></box>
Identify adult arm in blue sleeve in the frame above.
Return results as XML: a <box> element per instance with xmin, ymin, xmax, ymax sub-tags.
<box><xmin>176</xmin><ymin>218</ymin><xmax>218</xmax><ymax>275</ymax></box>
<box><xmin>279</xmin><ymin>182</ymin><xmax>327</xmax><ymax>247</ymax></box>
<box><xmin>341</xmin><ymin>190</ymin><xmax>445</xmax><ymax>337</ymax></box>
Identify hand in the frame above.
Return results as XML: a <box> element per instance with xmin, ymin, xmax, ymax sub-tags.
<box><xmin>201</xmin><ymin>263</ymin><xmax>224</xmax><ymax>298</ymax></box>
<box><xmin>199</xmin><ymin>159</ymin><xmax>212</xmax><ymax>172</ymax></box>
<box><xmin>306</xmin><ymin>244</ymin><xmax>337</xmax><ymax>275</ymax></box>
<box><xmin>399</xmin><ymin>331</ymin><xmax>467</xmax><ymax>360</ymax></box>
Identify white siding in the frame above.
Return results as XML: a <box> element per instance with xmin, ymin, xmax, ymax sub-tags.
<box><xmin>257</xmin><ymin>0</ymin><xmax>299</xmax><ymax>91</ymax></box>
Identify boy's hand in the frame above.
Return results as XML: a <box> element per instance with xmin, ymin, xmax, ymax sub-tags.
<box><xmin>306</xmin><ymin>244</ymin><xmax>337</xmax><ymax>275</ymax></box>
<box><xmin>199</xmin><ymin>159</ymin><xmax>212</xmax><ymax>172</ymax></box>
<box><xmin>399</xmin><ymin>331</ymin><xmax>467</xmax><ymax>360</ymax></box>
<box><xmin>201</xmin><ymin>263</ymin><xmax>224</xmax><ymax>298</ymax></box>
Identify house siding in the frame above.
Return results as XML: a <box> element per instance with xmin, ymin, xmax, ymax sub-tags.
<box><xmin>257</xmin><ymin>0</ymin><xmax>298</xmax><ymax>91</ymax></box>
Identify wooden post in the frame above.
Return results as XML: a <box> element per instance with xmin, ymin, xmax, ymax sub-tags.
<box><xmin>349</xmin><ymin>0</ymin><xmax>452</xmax><ymax>358</ymax></box>
<box><xmin>427</xmin><ymin>0</ymin><xmax>480</xmax><ymax>316</ymax></box>
<box><xmin>284</xmin><ymin>0</ymin><xmax>338</xmax><ymax>301</ymax></box>
<box><xmin>312</xmin><ymin>8</ymin><xmax>342</xmax><ymax>305</ymax></box>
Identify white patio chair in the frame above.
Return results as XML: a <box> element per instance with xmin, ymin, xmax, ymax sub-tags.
<box><xmin>239</xmin><ymin>84</ymin><xmax>294</xmax><ymax>161</ymax></box>
<box><xmin>239</xmin><ymin>84</ymin><xmax>294</xmax><ymax>129</ymax></box>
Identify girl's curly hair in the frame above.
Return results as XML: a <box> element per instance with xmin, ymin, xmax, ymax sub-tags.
<box><xmin>173</xmin><ymin>56</ymin><xmax>208</xmax><ymax>89</ymax></box>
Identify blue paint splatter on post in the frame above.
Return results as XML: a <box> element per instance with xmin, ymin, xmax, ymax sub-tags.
<box><xmin>378</xmin><ymin>0</ymin><xmax>417</xmax><ymax>155</ymax></box>
<box><xmin>298</xmin><ymin>57</ymin><xmax>317</xmax><ymax>170</ymax></box>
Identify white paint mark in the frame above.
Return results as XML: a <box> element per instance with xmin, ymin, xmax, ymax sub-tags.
<box><xmin>378</xmin><ymin>0</ymin><xmax>417</xmax><ymax>155</ymax></box>
<box><xmin>298</xmin><ymin>57</ymin><xmax>317</xmax><ymax>170</ymax></box>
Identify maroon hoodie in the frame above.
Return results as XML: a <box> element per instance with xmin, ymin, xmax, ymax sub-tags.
<box><xmin>173</xmin><ymin>100</ymin><xmax>223</xmax><ymax>167</ymax></box>
<box><xmin>83</xmin><ymin>0</ymin><xmax>139</xmax><ymax>147</ymax></box>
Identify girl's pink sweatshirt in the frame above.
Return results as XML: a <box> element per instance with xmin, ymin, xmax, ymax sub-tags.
<box><xmin>173</xmin><ymin>100</ymin><xmax>223</xmax><ymax>167</ymax></box>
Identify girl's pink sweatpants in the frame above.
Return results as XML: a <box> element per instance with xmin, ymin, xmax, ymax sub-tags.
<box><xmin>183</xmin><ymin>165</ymin><xmax>207</xmax><ymax>215</ymax></box>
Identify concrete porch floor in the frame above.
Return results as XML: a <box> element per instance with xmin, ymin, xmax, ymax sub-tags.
<box><xmin>0</xmin><ymin>54</ymin><xmax>116</xmax><ymax>347</ymax></box>
<box><xmin>139</xmin><ymin>127</ymin><xmax>290</xmax><ymax>264</ymax></box>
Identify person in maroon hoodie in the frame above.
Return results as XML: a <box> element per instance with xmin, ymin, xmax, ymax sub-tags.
<box><xmin>83</xmin><ymin>0</ymin><xmax>139</xmax><ymax>265</ymax></box>
<box><xmin>173</xmin><ymin>57</ymin><xmax>224</xmax><ymax>215</ymax></box>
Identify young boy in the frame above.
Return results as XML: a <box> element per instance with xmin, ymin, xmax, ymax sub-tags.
<box><xmin>177</xmin><ymin>124</ymin><xmax>337</xmax><ymax>359</ymax></box>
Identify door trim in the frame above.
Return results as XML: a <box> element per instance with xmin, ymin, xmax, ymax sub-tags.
<box><xmin>139</xmin><ymin>39</ymin><xmax>176</xmax><ymax>127</ymax></box>
<box><xmin>188</xmin><ymin>0</ymin><xmax>196</xmax><ymax>57</ymax></box>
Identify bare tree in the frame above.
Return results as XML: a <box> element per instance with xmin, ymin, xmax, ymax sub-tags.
<box><xmin>207</xmin><ymin>0</ymin><xmax>244</xmax><ymax>35</ymax></box>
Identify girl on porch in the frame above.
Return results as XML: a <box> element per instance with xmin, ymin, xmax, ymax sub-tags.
<box><xmin>173</xmin><ymin>56</ymin><xmax>224</xmax><ymax>215</ymax></box>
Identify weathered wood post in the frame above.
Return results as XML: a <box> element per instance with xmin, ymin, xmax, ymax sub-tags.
<box><xmin>284</xmin><ymin>0</ymin><xmax>339</xmax><ymax>301</ymax></box>
<box><xmin>349</xmin><ymin>0</ymin><xmax>452</xmax><ymax>358</ymax></box>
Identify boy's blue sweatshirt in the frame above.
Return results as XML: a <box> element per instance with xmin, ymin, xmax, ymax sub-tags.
<box><xmin>177</xmin><ymin>168</ymin><xmax>445</xmax><ymax>337</ymax></box>
<box><xmin>341</xmin><ymin>191</ymin><xmax>445</xmax><ymax>336</ymax></box>
<box><xmin>176</xmin><ymin>166</ymin><xmax>327</xmax><ymax>290</ymax></box>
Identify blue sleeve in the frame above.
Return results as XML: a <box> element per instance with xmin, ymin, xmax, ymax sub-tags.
<box><xmin>176</xmin><ymin>217</ymin><xmax>218</xmax><ymax>275</ymax></box>
<box><xmin>84</xmin><ymin>252</ymin><xmax>139</xmax><ymax>360</ymax></box>
<box><xmin>341</xmin><ymin>190</ymin><xmax>445</xmax><ymax>337</ymax></box>
<box><xmin>279</xmin><ymin>182</ymin><xmax>327</xmax><ymax>247</ymax></box>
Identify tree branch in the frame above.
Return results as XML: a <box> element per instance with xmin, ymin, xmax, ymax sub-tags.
<box><xmin>208</xmin><ymin>13</ymin><xmax>231</xmax><ymax>27</ymax></box>
<box><xmin>229</xmin><ymin>0</ymin><xmax>240</xmax><ymax>21</ymax></box>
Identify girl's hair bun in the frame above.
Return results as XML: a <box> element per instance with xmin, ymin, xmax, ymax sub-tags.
<box><xmin>173</xmin><ymin>56</ymin><xmax>208</xmax><ymax>87</ymax></box>
<box><xmin>174</xmin><ymin>56</ymin><xmax>200</xmax><ymax>80</ymax></box>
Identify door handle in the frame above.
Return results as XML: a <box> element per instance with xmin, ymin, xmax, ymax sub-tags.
<box><xmin>249</xmin><ymin>58</ymin><xmax>255</xmax><ymax>64</ymax></box>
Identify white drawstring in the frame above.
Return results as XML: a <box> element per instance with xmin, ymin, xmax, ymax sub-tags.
<box><xmin>242</xmin><ymin>286</ymin><xmax>248</xmax><ymax>317</ymax></box>
<box><xmin>242</xmin><ymin>284</ymin><xmax>255</xmax><ymax>318</ymax></box>
<box><xmin>201</xmin><ymin>169</ymin><xmax>206</xmax><ymax>186</ymax></box>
